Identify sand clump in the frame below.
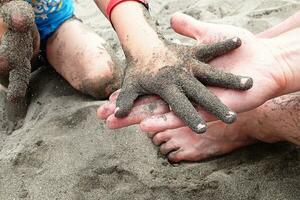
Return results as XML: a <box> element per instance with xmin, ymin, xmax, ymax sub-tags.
<box><xmin>0</xmin><ymin>0</ymin><xmax>299</xmax><ymax>199</ymax></box>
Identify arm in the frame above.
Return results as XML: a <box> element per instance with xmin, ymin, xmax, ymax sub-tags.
<box><xmin>94</xmin><ymin>0</ymin><xmax>165</xmax><ymax>59</ymax></box>
<box><xmin>270</xmin><ymin>27</ymin><xmax>300</xmax><ymax>97</ymax></box>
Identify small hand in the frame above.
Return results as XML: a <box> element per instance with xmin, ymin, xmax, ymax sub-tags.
<box><xmin>0</xmin><ymin>1</ymin><xmax>38</xmax><ymax>134</ymax></box>
<box><xmin>115</xmin><ymin>35</ymin><xmax>253</xmax><ymax>133</ymax></box>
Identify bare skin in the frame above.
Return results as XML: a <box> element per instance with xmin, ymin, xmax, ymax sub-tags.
<box><xmin>95</xmin><ymin>1</ymin><xmax>253</xmax><ymax>134</ymax></box>
<box><xmin>0</xmin><ymin>0</ymin><xmax>39</xmax><ymax>134</ymax></box>
<box><xmin>97</xmin><ymin>11</ymin><xmax>300</xmax><ymax>162</ymax></box>
<box><xmin>149</xmin><ymin>94</ymin><xmax>300</xmax><ymax>163</ymax></box>
<box><xmin>0</xmin><ymin>1</ymin><xmax>123</xmax><ymax>134</ymax></box>
<box><xmin>46</xmin><ymin>19</ymin><xmax>123</xmax><ymax>100</ymax></box>
<box><xmin>97</xmin><ymin>12</ymin><xmax>300</xmax><ymax>132</ymax></box>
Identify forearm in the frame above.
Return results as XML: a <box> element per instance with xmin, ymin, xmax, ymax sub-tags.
<box><xmin>241</xmin><ymin>94</ymin><xmax>300</xmax><ymax>145</ymax></box>
<box><xmin>271</xmin><ymin>28</ymin><xmax>300</xmax><ymax>96</ymax></box>
<box><xmin>94</xmin><ymin>0</ymin><xmax>165</xmax><ymax>59</ymax></box>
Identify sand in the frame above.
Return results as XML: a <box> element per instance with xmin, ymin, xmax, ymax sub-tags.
<box><xmin>0</xmin><ymin>0</ymin><xmax>300</xmax><ymax>199</ymax></box>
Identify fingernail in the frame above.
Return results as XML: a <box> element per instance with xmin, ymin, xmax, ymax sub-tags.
<box><xmin>114</xmin><ymin>107</ymin><xmax>120</xmax><ymax>115</ymax></box>
<box><xmin>232</xmin><ymin>37</ymin><xmax>241</xmax><ymax>46</ymax></box>
<box><xmin>225</xmin><ymin>111</ymin><xmax>237</xmax><ymax>123</ymax></box>
<box><xmin>196</xmin><ymin>123</ymin><xmax>207</xmax><ymax>133</ymax></box>
<box><xmin>240</xmin><ymin>77</ymin><xmax>253</xmax><ymax>89</ymax></box>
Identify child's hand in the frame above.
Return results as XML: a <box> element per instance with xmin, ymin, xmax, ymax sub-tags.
<box><xmin>0</xmin><ymin>0</ymin><xmax>38</xmax><ymax>134</ymax></box>
<box><xmin>115</xmin><ymin>36</ymin><xmax>252</xmax><ymax>133</ymax></box>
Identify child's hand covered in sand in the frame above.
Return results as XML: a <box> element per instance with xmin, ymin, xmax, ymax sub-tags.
<box><xmin>0</xmin><ymin>1</ymin><xmax>39</xmax><ymax>134</ymax></box>
<box><xmin>99</xmin><ymin>2</ymin><xmax>252</xmax><ymax>134</ymax></box>
<box><xmin>116</xmin><ymin>36</ymin><xmax>253</xmax><ymax>133</ymax></box>
<box><xmin>98</xmin><ymin>12</ymin><xmax>297</xmax><ymax>132</ymax></box>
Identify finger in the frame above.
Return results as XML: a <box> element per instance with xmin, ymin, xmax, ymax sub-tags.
<box><xmin>160</xmin><ymin>140</ymin><xmax>180</xmax><ymax>155</ymax></box>
<box><xmin>152</xmin><ymin>130</ymin><xmax>174</xmax><ymax>146</ymax></box>
<box><xmin>101</xmin><ymin>94</ymin><xmax>162</xmax><ymax>120</ymax></box>
<box><xmin>170</xmin><ymin>12</ymin><xmax>232</xmax><ymax>44</ymax></box>
<box><xmin>160</xmin><ymin>85</ymin><xmax>207</xmax><ymax>133</ymax></box>
<box><xmin>141</xmin><ymin>113</ymin><xmax>184</xmax><ymax>133</ymax></box>
<box><xmin>109</xmin><ymin>89</ymin><xmax>120</xmax><ymax>102</ymax></box>
<box><xmin>181</xmin><ymin>76</ymin><xmax>237</xmax><ymax>124</ymax></box>
<box><xmin>115</xmin><ymin>85</ymin><xmax>140</xmax><ymax>118</ymax></box>
<box><xmin>106</xmin><ymin>100</ymin><xmax>169</xmax><ymax>129</ymax></box>
<box><xmin>141</xmin><ymin>108</ymin><xmax>216</xmax><ymax>133</ymax></box>
<box><xmin>170</xmin><ymin>12</ymin><xmax>208</xmax><ymax>40</ymax></box>
<box><xmin>193</xmin><ymin>37</ymin><xmax>242</xmax><ymax>63</ymax></box>
<box><xmin>97</xmin><ymin>101</ymin><xmax>116</xmax><ymax>120</ymax></box>
<box><xmin>257</xmin><ymin>11</ymin><xmax>300</xmax><ymax>38</ymax></box>
<box><xmin>193</xmin><ymin>61</ymin><xmax>253</xmax><ymax>90</ymax></box>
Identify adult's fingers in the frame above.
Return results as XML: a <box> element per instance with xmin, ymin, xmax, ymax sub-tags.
<box><xmin>170</xmin><ymin>12</ymin><xmax>234</xmax><ymax>44</ymax></box>
<box><xmin>106</xmin><ymin>100</ymin><xmax>169</xmax><ymax>129</ymax></box>
<box><xmin>170</xmin><ymin>12</ymin><xmax>208</xmax><ymax>40</ymax></box>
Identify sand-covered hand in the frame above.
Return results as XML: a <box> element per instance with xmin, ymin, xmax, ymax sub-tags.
<box><xmin>115</xmin><ymin>37</ymin><xmax>253</xmax><ymax>134</ymax></box>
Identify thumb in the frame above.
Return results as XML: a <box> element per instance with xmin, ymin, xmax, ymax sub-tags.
<box><xmin>170</xmin><ymin>12</ymin><xmax>235</xmax><ymax>44</ymax></box>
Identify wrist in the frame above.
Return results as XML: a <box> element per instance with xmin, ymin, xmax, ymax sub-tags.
<box><xmin>110</xmin><ymin>1</ymin><xmax>164</xmax><ymax>58</ymax></box>
<box><xmin>269</xmin><ymin>28</ymin><xmax>300</xmax><ymax>96</ymax></box>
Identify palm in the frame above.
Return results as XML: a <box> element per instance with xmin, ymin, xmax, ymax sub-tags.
<box><xmin>194</xmin><ymin>23</ymin><xmax>282</xmax><ymax>113</ymax></box>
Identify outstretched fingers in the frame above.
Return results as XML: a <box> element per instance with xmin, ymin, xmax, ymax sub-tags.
<box><xmin>193</xmin><ymin>37</ymin><xmax>242</xmax><ymax>63</ymax></box>
<box><xmin>115</xmin><ymin>83</ymin><xmax>141</xmax><ymax>118</ymax></box>
<box><xmin>192</xmin><ymin>61</ymin><xmax>253</xmax><ymax>90</ymax></box>
<box><xmin>159</xmin><ymin>85</ymin><xmax>207</xmax><ymax>133</ymax></box>
<box><xmin>181</xmin><ymin>76</ymin><xmax>237</xmax><ymax>124</ymax></box>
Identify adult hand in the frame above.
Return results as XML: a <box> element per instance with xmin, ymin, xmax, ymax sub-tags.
<box><xmin>98</xmin><ymin>12</ymin><xmax>290</xmax><ymax>133</ymax></box>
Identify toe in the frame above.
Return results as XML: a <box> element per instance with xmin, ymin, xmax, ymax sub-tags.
<box><xmin>168</xmin><ymin>150</ymin><xmax>186</xmax><ymax>163</ymax></box>
<box><xmin>152</xmin><ymin>131</ymin><xmax>173</xmax><ymax>146</ymax></box>
<box><xmin>97</xmin><ymin>101</ymin><xmax>116</xmax><ymax>120</ymax></box>
<box><xmin>160</xmin><ymin>140</ymin><xmax>180</xmax><ymax>155</ymax></box>
<box><xmin>146</xmin><ymin>131</ymin><xmax>158</xmax><ymax>138</ymax></box>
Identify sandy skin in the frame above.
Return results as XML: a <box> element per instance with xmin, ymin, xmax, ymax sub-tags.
<box><xmin>97</xmin><ymin>11</ymin><xmax>300</xmax><ymax>162</ymax></box>
<box><xmin>0</xmin><ymin>0</ymin><xmax>38</xmax><ymax>134</ymax></box>
<box><xmin>114</xmin><ymin>6</ymin><xmax>253</xmax><ymax>134</ymax></box>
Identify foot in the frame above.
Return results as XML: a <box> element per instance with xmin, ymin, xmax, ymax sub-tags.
<box><xmin>149</xmin><ymin>121</ymin><xmax>255</xmax><ymax>163</ymax></box>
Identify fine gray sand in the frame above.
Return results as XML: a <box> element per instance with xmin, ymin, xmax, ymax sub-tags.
<box><xmin>1</xmin><ymin>0</ymin><xmax>300</xmax><ymax>199</ymax></box>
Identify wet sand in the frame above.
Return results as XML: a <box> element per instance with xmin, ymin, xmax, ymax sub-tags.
<box><xmin>0</xmin><ymin>0</ymin><xmax>300</xmax><ymax>199</ymax></box>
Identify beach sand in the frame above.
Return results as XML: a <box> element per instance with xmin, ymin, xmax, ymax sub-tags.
<box><xmin>0</xmin><ymin>0</ymin><xmax>300</xmax><ymax>199</ymax></box>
